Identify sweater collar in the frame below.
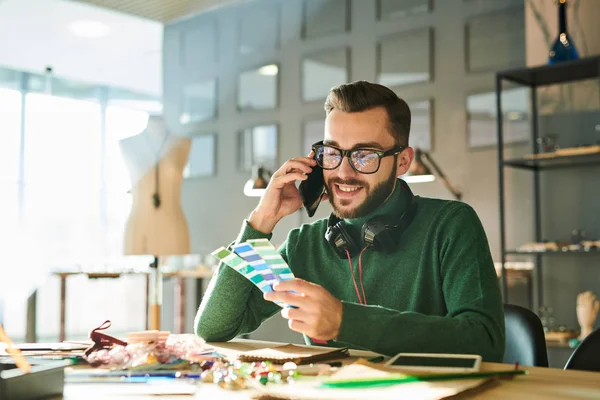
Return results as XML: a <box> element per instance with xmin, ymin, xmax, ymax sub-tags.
<box><xmin>342</xmin><ymin>178</ymin><xmax>412</xmax><ymax>231</ymax></box>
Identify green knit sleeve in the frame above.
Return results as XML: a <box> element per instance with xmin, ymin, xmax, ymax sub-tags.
<box><xmin>336</xmin><ymin>203</ymin><xmax>506</xmax><ymax>362</ymax></box>
<box><xmin>194</xmin><ymin>219</ymin><xmax>282</xmax><ymax>341</ymax></box>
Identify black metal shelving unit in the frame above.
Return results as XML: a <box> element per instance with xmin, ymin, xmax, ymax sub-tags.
<box><xmin>496</xmin><ymin>56</ymin><xmax>600</xmax><ymax>310</ymax></box>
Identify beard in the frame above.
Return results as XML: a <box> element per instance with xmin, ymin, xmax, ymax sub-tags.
<box><xmin>326</xmin><ymin>168</ymin><xmax>398</xmax><ymax>219</ymax></box>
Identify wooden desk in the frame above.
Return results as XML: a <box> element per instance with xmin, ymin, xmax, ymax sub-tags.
<box><xmin>60</xmin><ymin>339</ymin><xmax>600</xmax><ymax>399</ymax></box>
<box><xmin>52</xmin><ymin>267</ymin><xmax>214</xmax><ymax>341</ymax></box>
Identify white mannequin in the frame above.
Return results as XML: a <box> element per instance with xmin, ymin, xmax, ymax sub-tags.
<box><xmin>119</xmin><ymin>116</ymin><xmax>191</xmax><ymax>256</ymax></box>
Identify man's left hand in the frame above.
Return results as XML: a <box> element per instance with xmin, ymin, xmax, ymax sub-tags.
<box><xmin>263</xmin><ymin>278</ymin><xmax>343</xmax><ymax>341</ymax></box>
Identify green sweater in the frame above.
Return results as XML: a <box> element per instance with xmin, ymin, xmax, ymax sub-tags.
<box><xmin>195</xmin><ymin>180</ymin><xmax>505</xmax><ymax>362</ymax></box>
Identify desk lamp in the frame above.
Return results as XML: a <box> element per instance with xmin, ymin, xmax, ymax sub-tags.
<box><xmin>404</xmin><ymin>148</ymin><xmax>462</xmax><ymax>201</ymax></box>
<box><xmin>244</xmin><ymin>165</ymin><xmax>270</xmax><ymax>197</ymax></box>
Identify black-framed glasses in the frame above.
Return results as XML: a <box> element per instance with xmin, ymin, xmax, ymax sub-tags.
<box><xmin>312</xmin><ymin>141</ymin><xmax>405</xmax><ymax>174</ymax></box>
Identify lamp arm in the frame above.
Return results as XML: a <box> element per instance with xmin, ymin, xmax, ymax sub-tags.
<box><xmin>421</xmin><ymin>151</ymin><xmax>463</xmax><ymax>201</ymax></box>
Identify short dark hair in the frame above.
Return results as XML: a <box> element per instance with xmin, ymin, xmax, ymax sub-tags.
<box><xmin>324</xmin><ymin>81</ymin><xmax>411</xmax><ymax>146</ymax></box>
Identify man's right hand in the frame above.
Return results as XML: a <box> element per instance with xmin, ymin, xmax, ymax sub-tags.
<box><xmin>248</xmin><ymin>153</ymin><xmax>317</xmax><ymax>234</ymax></box>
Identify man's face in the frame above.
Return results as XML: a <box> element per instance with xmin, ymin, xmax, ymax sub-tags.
<box><xmin>323</xmin><ymin>107</ymin><xmax>411</xmax><ymax>219</ymax></box>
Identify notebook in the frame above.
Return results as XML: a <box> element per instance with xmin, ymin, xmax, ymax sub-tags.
<box><xmin>237</xmin><ymin>344</ymin><xmax>349</xmax><ymax>365</ymax></box>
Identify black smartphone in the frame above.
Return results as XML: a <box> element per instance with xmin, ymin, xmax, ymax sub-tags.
<box><xmin>298</xmin><ymin>163</ymin><xmax>325</xmax><ymax>217</ymax></box>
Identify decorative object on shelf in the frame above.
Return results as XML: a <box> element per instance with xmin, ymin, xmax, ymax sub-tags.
<box><xmin>548</xmin><ymin>0</ymin><xmax>579</xmax><ymax>65</ymax></box>
<box><xmin>539</xmin><ymin>305</ymin><xmax>557</xmax><ymax>333</ymax></box>
<box><xmin>582</xmin><ymin>241</ymin><xmax>600</xmax><ymax>251</ymax></box>
<box><xmin>403</xmin><ymin>148</ymin><xmax>462</xmax><ymax>200</ymax></box>
<box><xmin>536</xmin><ymin>134</ymin><xmax>559</xmax><ymax>153</ymax></box>
<box><xmin>540</xmin><ymin>305</ymin><xmax>578</xmax><ymax>344</ymax></box>
<box><xmin>518</xmin><ymin>241</ymin><xmax>559</xmax><ymax>252</ymax></box>
<box><xmin>517</xmin><ymin>238</ymin><xmax>600</xmax><ymax>253</ymax></box>
<box><xmin>571</xmin><ymin>229</ymin><xmax>586</xmax><ymax>244</ymax></box>
<box><xmin>244</xmin><ymin>165</ymin><xmax>271</xmax><ymax>197</ymax></box>
<box><xmin>523</xmin><ymin>234</ymin><xmax>600</xmax><ymax>253</ymax></box>
<box><xmin>576</xmin><ymin>291</ymin><xmax>599</xmax><ymax>341</ymax></box>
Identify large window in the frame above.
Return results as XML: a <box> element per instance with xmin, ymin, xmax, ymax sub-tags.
<box><xmin>0</xmin><ymin>88</ymin><xmax>21</xmax><ymax>229</ymax></box>
<box><xmin>20</xmin><ymin>94</ymin><xmax>150</xmax><ymax>265</ymax></box>
<box><xmin>0</xmin><ymin>88</ymin><xmax>21</xmax><ymax>182</ymax></box>
<box><xmin>23</xmin><ymin>94</ymin><xmax>103</xmax><ymax>262</ymax></box>
<box><xmin>0</xmin><ymin>69</ymin><xmax>154</xmax><ymax>340</ymax></box>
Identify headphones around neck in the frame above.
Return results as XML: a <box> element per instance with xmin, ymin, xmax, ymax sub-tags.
<box><xmin>324</xmin><ymin>181</ymin><xmax>418</xmax><ymax>258</ymax></box>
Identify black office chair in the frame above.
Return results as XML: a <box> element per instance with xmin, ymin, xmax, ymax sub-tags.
<box><xmin>503</xmin><ymin>304</ymin><xmax>549</xmax><ymax>367</ymax></box>
<box><xmin>564</xmin><ymin>327</ymin><xmax>600</xmax><ymax>372</ymax></box>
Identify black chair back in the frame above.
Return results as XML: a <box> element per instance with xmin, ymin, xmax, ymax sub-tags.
<box><xmin>564</xmin><ymin>327</ymin><xmax>600</xmax><ymax>372</ymax></box>
<box><xmin>503</xmin><ymin>304</ymin><xmax>549</xmax><ymax>367</ymax></box>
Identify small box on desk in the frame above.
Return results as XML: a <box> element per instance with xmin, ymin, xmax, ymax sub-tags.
<box><xmin>0</xmin><ymin>359</ymin><xmax>69</xmax><ymax>400</ymax></box>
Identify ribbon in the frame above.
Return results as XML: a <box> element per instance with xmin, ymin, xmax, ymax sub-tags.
<box><xmin>84</xmin><ymin>320</ymin><xmax>127</xmax><ymax>357</ymax></box>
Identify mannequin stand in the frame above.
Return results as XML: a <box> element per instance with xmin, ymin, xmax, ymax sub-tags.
<box><xmin>149</xmin><ymin>256</ymin><xmax>163</xmax><ymax>331</ymax></box>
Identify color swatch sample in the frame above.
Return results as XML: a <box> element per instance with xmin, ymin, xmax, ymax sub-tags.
<box><xmin>211</xmin><ymin>240</ymin><xmax>296</xmax><ymax>308</ymax></box>
<box><xmin>232</xmin><ymin>243</ymin><xmax>277</xmax><ymax>283</ymax></box>
<box><xmin>246</xmin><ymin>239</ymin><xmax>294</xmax><ymax>281</ymax></box>
<box><xmin>211</xmin><ymin>247</ymin><xmax>273</xmax><ymax>293</ymax></box>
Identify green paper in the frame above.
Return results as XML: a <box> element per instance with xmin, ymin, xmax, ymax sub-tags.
<box><xmin>320</xmin><ymin>369</ymin><xmax>527</xmax><ymax>389</ymax></box>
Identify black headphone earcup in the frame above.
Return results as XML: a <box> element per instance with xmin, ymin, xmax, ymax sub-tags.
<box><xmin>325</xmin><ymin>216</ymin><xmax>358</xmax><ymax>258</ymax></box>
<box><xmin>325</xmin><ymin>180</ymin><xmax>418</xmax><ymax>257</ymax></box>
<box><xmin>361</xmin><ymin>216</ymin><xmax>396</xmax><ymax>252</ymax></box>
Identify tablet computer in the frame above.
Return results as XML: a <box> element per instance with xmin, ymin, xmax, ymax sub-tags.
<box><xmin>386</xmin><ymin>353</ymin><xmax>482</xmax><ymax>372</ymax></box>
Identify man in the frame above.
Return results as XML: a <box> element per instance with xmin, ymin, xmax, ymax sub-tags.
<box><xmin>195</xmin><ymin>81</ymin><xmax>505</xmax><ymax>362</ymax></box>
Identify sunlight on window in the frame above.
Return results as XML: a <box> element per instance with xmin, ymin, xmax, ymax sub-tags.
<box><xmin>0</xmin><ymin>89</ymin><xmax>21</xmax><ymax>230</ymax></box>
<box><xmin>24</xmin><ymin>93</ymin><xmax>102</xmax><ymax>191</ymax></box>
<box><xmin>0</xmin><ymin>88</ymin><xmax>22</xmax><ymax>183</ymax></box>
<box><xmin>22</xmin><ymin>94</ymin><xmax>102</xmax><ymax>266</ymax></box>
<box><xmin>19</xmin><ymin>94</ymin><xmax>150</xmax><ymax>264</ymax></box>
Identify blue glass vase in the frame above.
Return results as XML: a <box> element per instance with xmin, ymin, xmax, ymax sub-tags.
<box><xmin>548</xmin><ymin>0</ymin><xmax>579</xmax><ymax>64</ymax></box>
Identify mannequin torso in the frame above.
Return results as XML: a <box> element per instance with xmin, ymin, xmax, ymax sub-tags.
<box><xmin>119</xmin><ymin>117</ymin><xmax>191</xmax><ymax>256</ymax></box>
